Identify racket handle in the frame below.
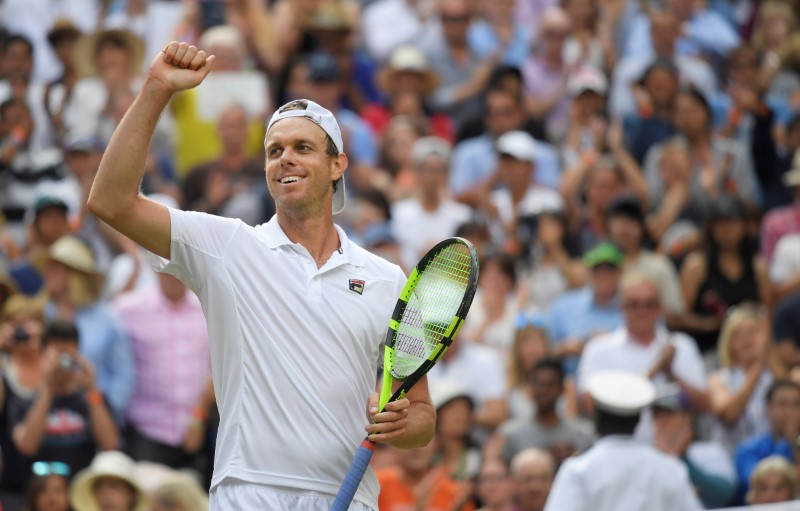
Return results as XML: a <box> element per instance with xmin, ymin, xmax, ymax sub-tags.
<box><xmin>330</xmin><ymin>440</ymin><xmax>375</xmax><ymax>511</ymax></box>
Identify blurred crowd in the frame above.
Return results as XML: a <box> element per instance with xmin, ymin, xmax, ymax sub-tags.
<box><xmin>0</xmin><ymin>0</ymin><xmax>800</xmax><ymax>509</ymax></box>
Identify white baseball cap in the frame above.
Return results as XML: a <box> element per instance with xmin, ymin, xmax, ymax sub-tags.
<box><xmin>587</xmin><ymin>371</ymin><xmax>655</xmax><ymax>416</ymax></box>
<box><xmin>496</xmin><ymin>130</ymin><xmax>537</xmax><ymax>163</ymax></box>
<box><xmin>568</xmin><ymin>65</ymin><xmax>608</xmax><ymax>97</ymax></box>
<box><xmin>266</xmin><ymin>99</ymin><xmax>346</xmax><ymax>214</ymax></box>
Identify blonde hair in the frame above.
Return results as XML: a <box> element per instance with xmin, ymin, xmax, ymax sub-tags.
<box><xmin>717</xmin><ymin>304</ymin><xmax>762</xmax><ymax>369</ymax></box>
<box><xmin>508</xmin><ymin>321</ymin><xmax>550</xmax><ymax>389</ymax></box>
<box><xmin>152</xmin><ymin>473</ymin><xmax>209</xmax><ymax>510</ymax></box>
<box><xmin>746</xmin><ymin>456</ymin><xmax>797</xmax><ymax>504</ymax></box>
<box><xmin>619</xmin><ymin>270</ymin><xmax>659</xmax><ymax>297</ymax></box>
<box><xmin>2</xmin><ymin>295</ymin><xmax>44</xmax><ymax>322</ymax></box>
<box><xmin>752</xmin><ymin>1</ymin><xmax>797</xmax><ymax>52</ymax></box>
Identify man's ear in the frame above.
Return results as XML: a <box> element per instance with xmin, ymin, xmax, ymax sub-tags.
<box><xmin>332</xmin><ymin>152</ymin><xmax>348</xmax><ymax>181</ymax></box>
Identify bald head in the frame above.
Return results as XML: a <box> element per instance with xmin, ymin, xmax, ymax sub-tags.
<box><xmin>511</xmin><ymin>448</ymin><xmax>555</xmax><ymax>477</ymax></box>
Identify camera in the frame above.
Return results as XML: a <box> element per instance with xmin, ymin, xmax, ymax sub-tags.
<box><xmin>57</xmin><ymin>353</ymin><xmax>76</xmax><ymax>372</ymax></box>
<box><xmin>12</xmin><ymin>326</ymin><xmax>30</xmax><ymax>344</ymax></box>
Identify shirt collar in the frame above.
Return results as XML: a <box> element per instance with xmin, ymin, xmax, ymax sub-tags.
<box><xmin>260</xmin><ymin>215</ymin><xmax>366</xmax><ymax>268</ymax></box>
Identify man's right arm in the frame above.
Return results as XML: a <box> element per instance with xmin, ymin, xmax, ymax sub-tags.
<box><xmin>88</xmin><ymin>42</ymin><xmax>215</xmax><ymax>260</ymax></box>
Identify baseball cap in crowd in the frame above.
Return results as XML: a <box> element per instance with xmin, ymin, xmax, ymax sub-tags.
<box><xmin>266</xmin><ymin>99</ymin><xmax>346</xmax><ymax>214</ymax></box>
<box><xmin>582</xmin><ymin>242</ymin><xmax>624</xmax><ymax>269</ymax></box>
<box><xmin>782</xmin><ymin>149</ymin><xmax>800</xmax><ymax>188</ymax></box>
<box><xmin>429</xmin><ymin>378</ymin><xmax>475</xmax><ymax>412</ymax></box>
<box><xmin>495</xmin><ymin>131</ymin><xmax>537</xmax><ymax>163</ymax></box>
<box><xmin>412</xmin><ymin>136</ymin><xmax>452</xmax><ymax>166</ymax></box>
<box><xmin>587</xmin><ymin>370</ymin><xmax>656</xmax><ymax>417</ymax></box>
<box><xmin>707</xmin><ymin>194</ymin><xmax>747</xmax><ymax>222</ymax></box>
<box><xmin>605</xmin><ymin>194</ymin><xmax>645</xmax><ymax>223</ymax></box>
<box><xmin>307</xmin><ymin>52</ymin><xmax>341</xmax><ymax>83</ymax></box>
<box><xmin>568</xmin><ymin>65</ymin><xmax>608</xmax><ymax>97</ymax></box>
<box><xmin>33</xmin><ymin>196</ymin><xmax>69</xmax><ymax>218</ymax></box>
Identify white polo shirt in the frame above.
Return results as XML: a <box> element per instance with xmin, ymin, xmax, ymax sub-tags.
<box><xmin>150</xmin><ymin>209</ymin><xmax>406</xmax><ymax>509</ymax></box>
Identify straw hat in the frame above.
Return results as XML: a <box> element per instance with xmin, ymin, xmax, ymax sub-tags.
<box><xmin>70</xmin><ymin>451</ymin><xmax>149</xmax><ymax>511</ymax></box>
<box><xmin>31</xmin><ymin>235</ymin><xmax>104</xmax><ymax>289</ymax></box>
<box><xmin>74</xmin><ymin>28</ymin><xmax>144</xmax><ymax>78</ymax></box>
<box><xmin>377</xmin><ymin>46</ymin><xmax>439</xmax><ymax>96</ymax></box>
<box><xmin>305</xmin><ymin>1</ymin><xmax>354</xmax><ymax>31</ymax></box>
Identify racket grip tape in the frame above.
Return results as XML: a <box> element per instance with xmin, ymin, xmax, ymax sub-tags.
<box><xmin>330</xmin><ymin>440</ymin><xmax>375</xmax><ymax>511</ymax></box>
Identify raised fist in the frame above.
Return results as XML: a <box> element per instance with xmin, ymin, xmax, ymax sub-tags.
<box><xmin>147</xmin><ymin>41</ymin><xmax>215</xmax><ymax>94</ymax></box>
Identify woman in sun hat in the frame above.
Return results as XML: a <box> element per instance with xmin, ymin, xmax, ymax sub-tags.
<box><xmin>70</xmin><ymin>451</ymin><xmax>148</xmax><ymax>511</ymax></box>
<box><xmin>33</xmin><ymin>236</ymin><xmax>134</xmax><ymax>421</ymax></box>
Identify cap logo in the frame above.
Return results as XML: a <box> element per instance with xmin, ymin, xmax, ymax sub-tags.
<box><xmin>349</xmin><ymin>279</ymin><xmax>365</xmax><ymax>295</ymax></box>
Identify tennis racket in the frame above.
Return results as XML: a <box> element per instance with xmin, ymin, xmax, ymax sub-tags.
<box><xmin>330</xmin><ymin>237</ymin><xmax>479</xmax><ymax>511</ymax></box>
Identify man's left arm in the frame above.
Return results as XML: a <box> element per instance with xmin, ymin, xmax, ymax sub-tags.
<box><xmin>365</xmin><ymin>375</ymin><xmax>435</xmax><ymax>449</ymax></box>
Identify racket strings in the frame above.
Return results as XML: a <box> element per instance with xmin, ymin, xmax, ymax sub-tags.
<box><xmin>392</xmin><ymin>245</ymin><xmax>473</xmax><ymax>379</ymax></box>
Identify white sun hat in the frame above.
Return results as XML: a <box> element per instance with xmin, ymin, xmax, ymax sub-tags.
<box><xmin>70</xmin><ymin>451</ymin><xmax>149</xmax><ymax>511</ymax></box>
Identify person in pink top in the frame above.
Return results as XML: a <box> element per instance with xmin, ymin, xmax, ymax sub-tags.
<box><xmin>112</xmin><ymin>273</ymin><xmax>210</xmax><ymax>469</ymax></box>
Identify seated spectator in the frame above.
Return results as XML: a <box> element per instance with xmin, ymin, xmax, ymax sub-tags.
<box><xmin>709</xmin><ymin>305</ymin><xmax>775</xmax><ymax>456</ymax></box>
<box><xmin>561</xmin><ymin>0</ymin><xmax>612</xmax><ymax>71</ymax></box>
<box><xmin>546</xmin><ymin>242</ymin><xmax>624</xmax><ymax>376</ymax></box>
<box><xmin>42</xmin><ymin>19</ymin><xmax>82</xmax><ymax>146</ymax></box>
<box><xmin>182</xmin><ymin>103</ymin><xmax>271</xmax><ymax>226</ymax></box>
<box><xmin>746</xmin><ymin>455</ymin><xmax>798</xmax><ymax>505</ymax></box>
<box><xmin>150</xmin><ymin>472</ymin><xmax>209</xmax><ymax>511</ymax></box>
<box><xmin>652</xmin><ymin>388</ymin><xmax>737</xmax><ymax>508</ymax></box>
<box><xmin>769</xmin><ymin>232</ymin><xmax>800</xmax><ymax>303</ymax></box>
<box><xmin>374</xmin><ymin>115</ymin><xmax>426</xmax><ymax>201</ymax></box>
<box><xmin>516</xmin><ymin>211</ymin><xmax>587</xmax><ymax>312</ymax></box>
<box><xmin>761</xmin><ymin>150</ymin><xmax>800</xmax><ymax>263</ymax></box>
<box><xmin>509</xmin><ymin>448</ymin><xmax>554</xmax><ymax>511</ymax></box>
<box><xmin>622</xmin><ymin>58</ymin><xmax>679</xmax><ymax>165</ymax></box>
<box><xmin>485</xmin><ymin>130</ymin><xmax>563</xmax><ymax>252</ymax></box>
<box><xmin>577</xmin><ymin>271</ymin><xmax>708</xmax><ymax>438</ymax></box>
<box><xmin>430</xmin><ymin>380</ymin><xmax>481</xmax><ymax>484</ymax></box>
<box><xmin>69</xmin><ymin>451</ymin><xmax>148</xmax><ymax>511</ymax></box>
<box><xmin>24</xmin><ymin>461</ymin><xmax>71</xmax><ymax>511</ymax></box>
<box><xmin>12</xmin><ymin>320</ymin><xmax>119</xmax><ymax>477</ymax></box>
<box><xmin>376</xmin><ymin>438</ymin><xmax>474</xmax><ymax>511</ymax></box>
<box><xmin>461</xmin><ymin>254</ymin><xmax>519</xmax><ymax>362</ymax></box>
<box><xmin>468</xmin><ymin>0</ymin><xmax>530</xmax><ymax>68</ymax></box>
<box><xmin>506</xmin><ymin>313</ymin><xmax>552</xmax><ymax>420</ymax></box>
<box><xmin>473</xmin><ymin>458</ymin><xmax>512</xmax><ymax>511</ymax></box>
<box><xmin>644</xmin><ymin>140</ymin><xmax>695</xmax><ymax>242</ymax></box>
<box><xmin>361</xmin><ymin>0</ymin><xmax>440</xmax><ymax>63</ymax></box>
<box><xmin>112</xmin><ymin>273</ymin><xmax>210</xmax><ymax>470</ymax></box>
<box><xmin>34</xmin><ymin>235</ymin><xmax>135</xmax><ymax>419</ymax></box>
<box><xmin>680</xmin><ymin>195</ymin><xmax>769</xmax><ymax>354</ymax></box>
<box><xmin>390</xmin><ymin>136</ymin><xmax>472</xmax><ymax>271</ymax></box>
<box><xmin>498</xmin><ymin>358</ymin><xmax>594</xmax><ymax>468</ymax></box>
<box><xmin>604</xmin><ymin>195</ymin><xmax>685</xmax><ymax>327</ymax></box>
<box><xmin>734</xmin><ymin>380</ymin><xmax>800</xmax><ymax>503</ymax></box>
<box><xmin>561</xmin><ymin>66</ymin><xmax>609</xmax><ymax>170</ymax></box>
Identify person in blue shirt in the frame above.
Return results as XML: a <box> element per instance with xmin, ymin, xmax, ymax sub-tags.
<box><xmin>734</xmin><ymin>379</ymin><xmax>800</xmax><ymax>504</ymax></box>
<box><xmin>546</xmin><ymin>242</ymin><xmax>624</xmax><ymax>376</ymax></box>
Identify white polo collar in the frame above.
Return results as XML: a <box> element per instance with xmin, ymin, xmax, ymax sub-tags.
<box><xmin>259</xmin><ymin>216</ymin><xmax>366</xmax><ymax>268</ymax></box>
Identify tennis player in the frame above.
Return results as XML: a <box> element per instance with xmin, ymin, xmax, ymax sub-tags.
<box><xmin>88</xmin><ymin>42</ymin><xmax>435</xmax><ymax>510</ymax></box>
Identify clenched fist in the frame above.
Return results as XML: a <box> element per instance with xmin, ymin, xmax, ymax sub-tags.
<box><xmin>146</xmin><ymin>41</ymin><xmax>215</xmax><ymax>94</ymax></box>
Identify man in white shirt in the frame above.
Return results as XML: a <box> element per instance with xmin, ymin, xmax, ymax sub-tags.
<box><xmin>87</xmin><ymin>42</ymin><xmax>435</xmax><ymax>510</ymax></box>
<box><xmin>544</xmin><ymin>371</ymin><xmax>702</xmax><ymax>511</ymax></box>
<box><xmin>576</xmin><ymin>271</ymin><xmax>708</xmax><ymax>439</ymax></box>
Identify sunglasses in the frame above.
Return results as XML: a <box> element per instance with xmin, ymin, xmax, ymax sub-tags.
<box><xmin>623</xmin><ymin>299</ymin><xmax>659</xmax><ymax>310</ymax></box>
<box><xmin>32</xmin><ymin>461</ymin><xmax>70</xmax><ymax>477</ymax></box>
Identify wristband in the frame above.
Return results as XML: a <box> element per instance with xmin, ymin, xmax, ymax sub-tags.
<box><xmin>191</xmin><ymin>406</ymin><xmax>207</xmax><ymax>422</ymax></box>
<box><xmin>86</xmin><ymin>389</ymin><xmax>103</xmax><ymax>406</ymax></box>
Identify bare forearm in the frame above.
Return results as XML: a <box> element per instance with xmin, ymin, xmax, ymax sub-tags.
<box><xmin>386</xmin><ymin>401</ymin><xmax>435</xmax><ymax>449</ymax></box>
<box><xmin>89</xmin><ymin>396</ymin><xmax>120</xmax><ymax>450</ymax></box>
<box><xmin>88</xmin><ymin>79</ymin><xmax>172</xmax><ymax>221</ymax></box>
<box><xmin>13</xmin><ymin>390</ymin><xmax>52</xmax><ymax>456</ymax></box>
<box><xmin>716</xmin><ymin>371</ymin><xmax>760</xmax><ymax>424</ymax></box>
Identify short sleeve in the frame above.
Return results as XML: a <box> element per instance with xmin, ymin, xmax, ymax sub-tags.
<box><xmin>148</xmin><ymin>207</ymin><xmax>243</xmax><ymax>293</ymax></box>
<box><xmin>671</xmin><ymin>334</ymin><xmax>707</xmax><ymax>390</ymax></box>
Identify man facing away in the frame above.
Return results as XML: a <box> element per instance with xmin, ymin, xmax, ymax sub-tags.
<box><xmin>87</xmin><ymin>41</ymin><xmax>435</xmax><ymax>510</ymax></box>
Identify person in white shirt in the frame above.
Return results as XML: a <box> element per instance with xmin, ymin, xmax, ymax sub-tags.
<box><xmin>544</xmin><ymin>371</ymin><xmax>703</xmax><ymax>511</ymax></box>
<box><xmin>576</xmin><ymin>271</ymin><xmax>708</xmax><ymax>440</ymax></box>
<box><xmin>87</xmin><ymin>42</ymin><xmax>435</xmax><ymax>511</ymax></box>
<box><xmin>391</xmin><ymin>136</ymin><xmax>473</xmax><ymax>270</ymax></box>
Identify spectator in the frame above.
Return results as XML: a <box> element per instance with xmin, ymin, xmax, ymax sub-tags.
<box><xmin>622</xmin><ymin>58</ymin><xmax>679</xmax><ymax>165</ymax></box>
<box><xmin>644</xmin><ymin>140</ymin><xmax>695</xmax><ymax>242</ymax></box>
<box><xmin>430</xmin><ymin>380</ymin><xmax>481</xmax><ymax>483</ymax></box>
<box><xmin>577</xmin><ymin>271</ymin><xmax>708</xmax><ymax>436</ymax></box>
<box><xmin>390</xmin><ymin>136</ymin><xmax>471</xmax><ymax>271</ymax></box>
<box><xmin>42</xmin><ymin>19</ymin><xmax>82</xmax><ymax>146</ymax></box>
<box><xmin>506</xmin><ymin>313</ymin><xmax>552</xmax><ymax>420</ymax></box>
<box><xmin>522</xmin><ymin>7</ymin><xmax>572</xmax><ymax>142</ymax></box>
<box><xmin>426</xmin><ymin>0</ymin><xmax>497</xmax><ymax>129</ymax></box>
<box><xmin>652</xmin><ymin>388</ymin><xmax>737</xmax><ymax>508</ymax></box>
<box><xmin>544</xmin><ymin>371</ymin><xmax>702</xmax><ymax>510</ymax></box>
<box><xmin>516</xmin><ymin>211</ymin><xmax>587</xmax><ymax>312</ymax></box>
<box><xmin>680</xmin><ymin>194</ymin><xmax>770</xmax><ymax>354</ymax></box>
<box><xmin>182</xmin><ymin>103</ymin><xmax>271</xmax><ymax>226</ymax></box>
<box><xmin>769</xmin><ymin>232</ymin><xmax>800</xmax><ymax>303</ymax></box>
<box><xmin>467</xmin><ymin>0</ymin><xmax>530</xmax><ymax>68</ymax></box>
<box><xmin>448</xmin><ymin>85</ymin><xmax>560</xmax><ymax>204</ymax></box>
<box><xmin>12</xmin><ymin>320</ymin><xmax>119</xmax><ymax>477</ymax></box>
<box><xmin>150</xmin><ymin>472</ymin><xmax>209</xmax><ymax>511</ymax></box>
<box><xmin>561</xmin><ymin>0</ymin><xmax>613</xmax><ymax>71</ymax></box>
<box><xmin>474</xmin><ymin>457</ymin><xmax>513</xmax><ymax>511</ymax></box>
<box><xmin>24</xmin><ymin>461</ymin><xmax>71</xmax><ymax>511</ymax></box>
<box><xmin>69</xmin><ymin>451</ymin><xmax>148</xmax><ymax>511</ymax></box>
<box><xmin>112</xmin><ymin>273</ymin><xmax>210</xmax><ymax>470</ymax></box>
<box><xmin>560</xmin><ymin>65</ymin><xmax>610</xmax><ymax>170</ymax></box>
<box><xmin>546</xmin><ymin>242</ymin><xmax>624</xmax><ymax>376</ymax></box>
<box><xmin>746</xmin><ymin>455</ymin><xmax>798</xmax><ymax>505</ymax></box>
<box><xmin>604</xmin><ymin>195</ymin><xmax>685</xmax><ymax>327</ymax></box>
<box><xmin>510</xmin><ymin>448</ymin><xmax>554</xmax><ymax>511</ymax></box>
<box><xmin>761</xmin><ymin>151</ymin><xmax>800</xmax><ymax>263</ymax></box>
<box><xmin>772</xmin><ymin>290</ymin><xmax>800</xmax><ymax>374</ymax></box>
<box><xmin>734</xmin><ymin>380</ymin><xmax>800</xmax><ymax>503</ymax></box>
<box><xmin>709</xmin><ymin>305</ymin><xmax>776</xmax><ymax>456</ymax></box>
<box><xmin>375</xmin><ymin>115</ymin><xmax>426</xmax><ymax>200</ymax></box>
<box><xmin>33</xmin><ymin>236</ymin><xmax>135</xmax><ymax>419</ymax></box>
<box><xmin>361</xmin><ymin>0</ymin><xmax>440</xmax><ymax>63</ymax></box>
<box><xmin>498</xmin><ymin>358</ymin><xmax>594</xmax><ymax>468</ymax></box>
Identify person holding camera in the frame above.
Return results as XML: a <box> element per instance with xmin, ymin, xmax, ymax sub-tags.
<box><xmin>9</xmin><ymin>320</ymin><xmax>119</xmax><ymax>482</ymax></box>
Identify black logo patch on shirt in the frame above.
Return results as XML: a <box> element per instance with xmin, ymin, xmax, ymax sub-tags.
<box><xmin>349</xmin><ymin>279</ymin><xmax>365</xmax><ymax>295</ymax></box>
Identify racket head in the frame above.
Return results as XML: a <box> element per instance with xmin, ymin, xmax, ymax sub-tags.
<box><xmin>379</xmin><ymin>237</ymin><xmax>479</xmax><ymax>410</ymax></box>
